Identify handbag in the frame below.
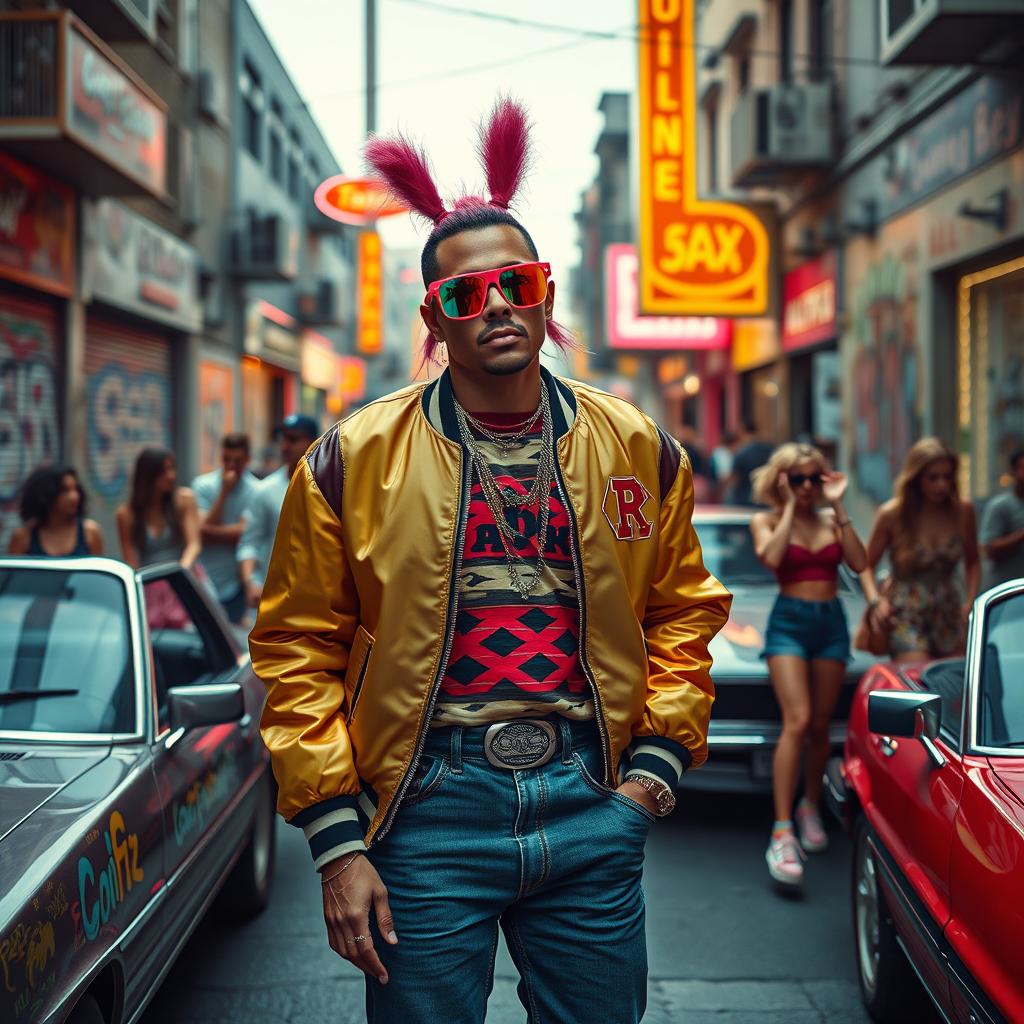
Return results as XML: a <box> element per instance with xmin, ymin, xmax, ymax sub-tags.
<box><xmin>853</xmin><ymin>579</ymin><xmax>892</xmax><ymax>657</ymax></box>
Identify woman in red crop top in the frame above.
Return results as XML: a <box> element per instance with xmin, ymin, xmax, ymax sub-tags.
<box><xmin>749</xmin><ymin>443</ymin><xmax>867</xmax><ymax>890</ymax></box>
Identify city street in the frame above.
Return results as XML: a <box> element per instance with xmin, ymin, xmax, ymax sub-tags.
<box><xmin>140</xmin><ymin>791</ymin><xmax>872</xmax><ymax>1024</ymax></box>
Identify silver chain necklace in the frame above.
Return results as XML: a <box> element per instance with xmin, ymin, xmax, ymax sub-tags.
<box><xmin>454</xmin><ymin>390</ymin><xmax>555</xmax><ymax>599</ymax></box>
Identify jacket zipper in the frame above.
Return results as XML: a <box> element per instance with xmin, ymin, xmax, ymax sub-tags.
<box><xmin>373</xmin><ymin>448</ymin><xmax>472</xmax><ymax>843</ymax></box>
<box><xmin>553</xmin><ymin>459</ymin><xmax>613</xmax><ymax>787</ymax></box>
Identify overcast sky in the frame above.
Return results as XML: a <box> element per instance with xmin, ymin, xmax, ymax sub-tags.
<box><xmin>247</xmin><ymin>0</ymin><xmax>636</xmax><ymax>290</ymax></box>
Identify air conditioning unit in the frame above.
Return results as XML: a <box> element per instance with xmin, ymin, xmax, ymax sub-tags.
<box><xmin>880</xmin><ymin>0</ymin><xmax>1024</xmax><ymax>66</ymax></box>
<box><xmin>299</xmin><ymin>279</ymin><xmax>342</xmax><ymax>325</ymax></box>
<box><xmin>230</xmin><ymin>213</ymin><xmax>298</xmax><ymax>281</ymax></box>
<box><xmin>197</xmin><ymin>69</ymin><xmax>219</xmax><ymax>121</ymax></box>
<box><xmin>730</xmin><ymin>83</ymin><xmax>834</xmax><ymax>189</ymax></box>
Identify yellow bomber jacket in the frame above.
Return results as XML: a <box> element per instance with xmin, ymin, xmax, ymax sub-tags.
<box><xmin>250</xmin><ymin>367</ymin><xmax>732</xmax><ymax>869</ymax></box>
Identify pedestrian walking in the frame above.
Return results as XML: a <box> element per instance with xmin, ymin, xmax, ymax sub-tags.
<box><xmin>860</xmin><ymin>438</ymin><xmax>980</xmax><ymax>663</ymax></box>
<box><xmin>8</xmin><ymin>465</ymin><xmax>104</xmax><ymax>557</ymax></box>
<box><xmin>726</xmin><ymin>421</ymin><xmax>774</xmax><ymax>506</ymax></box>
<box><xmin>191</xmin><ymin>433</ymin><xmax>258</xmax><ymax>623</ymax></box>
<box><xmin>750</xmin><ymin>444</ymin><xmax>867</xmax><ymax>889</ymax></box>
<box><xmin>710</xmin><ymin>430</ymin><xmax>737</xmax><ymax>500</ymax></box>
<box><xmin>979</xmin><ymin>448</ymin><xmax>1024</xmax><ymax>591</ymax></box>
<box><xmin>237</xmin><ymin>414</ymin><xmax>319</xmax><ymax>613</ymax></box>
<box><xmin>116</xmin><ymin>447</ymin><xmax>201</xmax><ymax>570</ymax></box>
<box><xmin>249</xmin><ymin>99</ymin><xmax>731</xmax><ymax>1024</ymax></box>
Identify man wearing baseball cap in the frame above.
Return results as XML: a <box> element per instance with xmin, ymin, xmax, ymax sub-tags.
<box><xmin>238</xmin><ymin>414</ymin><xmax>320</xmax><ymax>612</ymax></box>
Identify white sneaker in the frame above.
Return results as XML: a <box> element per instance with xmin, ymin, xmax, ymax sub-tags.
<box><xmin>766</xmin><ymin>832</ymin><xmax>805</xmax><ymax>887</ymax></box>
<box><xmin>795</xmin><ymin>801</ymin><xmax>829</xmax><ymax>853</ymax></box>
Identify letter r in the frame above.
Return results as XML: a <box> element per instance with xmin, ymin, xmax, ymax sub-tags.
<box><xmin>603</xmin><ymin>476</ymin><xmax>654</xmax><ymax>541</ymax></box>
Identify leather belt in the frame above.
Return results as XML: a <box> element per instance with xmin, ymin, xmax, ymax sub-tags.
<box><xmin>483</xmin><ymin>719</ymin><xmax>558</xmax><ymax>770</ymax></box>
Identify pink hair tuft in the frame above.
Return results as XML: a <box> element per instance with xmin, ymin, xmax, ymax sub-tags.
<box><xmin>545</xmin><ymin>319</ymin><xmax>577</xmax><ymax>350</ymax></box>
<box><xmin>477</xmin><ymin>97</ymin><xmax>532</xmax><ymax>211</ymax></box>
<box><xmin>364</xmin><ymin>133</ymin><xmax>448</xmax><ymax>224</ymax></box>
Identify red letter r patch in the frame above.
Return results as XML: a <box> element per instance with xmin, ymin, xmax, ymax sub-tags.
<box><xmin>602</xmin><ymin>476</ymin><xmax>653</xmax><ymax>541</ymax></box>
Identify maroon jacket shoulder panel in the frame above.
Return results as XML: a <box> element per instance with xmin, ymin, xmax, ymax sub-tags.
<box><xmin>656</xmin><ymin>426</ymin><xmax>682</xmax><ymax>502</ymax></box>
<box><xmin>305</xmin><ymin>424</ymin><xmax>343</xmax><ymax>520</ymax></box>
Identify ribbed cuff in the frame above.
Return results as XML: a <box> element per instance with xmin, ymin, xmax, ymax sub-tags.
<box><xmin>627</xmin><ymin>737</ymin><xmax>692</xmax><ymax>791</ymax></box>
<box><xmin>290</xmin><ymin>795</ymin><xmax>367</xmax><ymax>872</ymax></box>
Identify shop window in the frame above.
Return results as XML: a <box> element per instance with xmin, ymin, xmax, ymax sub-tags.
<box><xmin>240</xmin><ymin>59</ymin><xmax>264</xmax><ymax>160</ymax></box>
<box><xmin>960</xmin><ymin>260</ymin><xmax>1024</xmax><ymax>498</ymax></box>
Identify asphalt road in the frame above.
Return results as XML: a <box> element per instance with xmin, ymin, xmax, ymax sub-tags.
<box><xmin>140</xmin><ymin>790</ymin><xmax>871</xmax><ymax>1024</ymax></box>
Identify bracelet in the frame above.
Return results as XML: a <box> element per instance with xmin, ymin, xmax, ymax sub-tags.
<box><xmin>836</xmin><ymin>519</ymin><xmax>851</xmax><ymax>528</ymax></box>
<box><xmin>320</xmin><ymin>851</ymin><xmax>363</xmax><ymax>884</ymax></box>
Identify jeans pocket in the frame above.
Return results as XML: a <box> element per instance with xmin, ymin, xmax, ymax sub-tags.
<box><xmin>400</xmin><ymin>755</ymin><xmax>450</xmax><ymax>808</ymax></box>
<box><xmin>611</xmin><ymin>790</ymin><xmax>657</xmax><ymax>824</ymax></box>
<box><xmin>571</xmin><ymin>751</ymin><xmax>611</xmax><ymax>796</ymax></box>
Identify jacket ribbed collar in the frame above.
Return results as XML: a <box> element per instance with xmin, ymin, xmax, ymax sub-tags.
<box><xmin>421</xmin><ymin>365</ymin><xmax>577</xmax><ymax>444</ymax></box>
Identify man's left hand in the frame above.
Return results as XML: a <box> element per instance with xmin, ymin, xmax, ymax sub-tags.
<box><xmin>615</xmin><ymin>780</ymin><xmax>660</xmax><ymax>816</ymax></box>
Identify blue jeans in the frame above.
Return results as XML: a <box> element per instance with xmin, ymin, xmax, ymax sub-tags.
<box><xmin>364</xmin><ymin>719</ymin><xmax>651</xmax><ymax>1023</ymax></box>
<box><xmin>762</xmin><ymin>595</ymin><xmax>850</xmax><ymax>663</ymax></box>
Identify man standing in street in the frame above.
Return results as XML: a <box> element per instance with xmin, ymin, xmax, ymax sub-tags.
<box><xmin>237</xmin><ymin>413</ymin><xmax>319</xmax><ymax>613</ymax></box>
<box><xmin>980</xmin><ymin>448</ymin><xmax>1024</xmax><ymax>590</ymax></box>
<box><xmin>191</xmin><ymin>433</ymin><xmax>257</xmax><ymax>623</ymax></box>
<box><xmin>726</xmin><ymin>421</ymin><xmax>775</xmax><ymax>506</ymax></box>
<box><xmin>249</xmin><ymin>100</ymin><xmax>731</xmax><ymax>1024</ymax></box>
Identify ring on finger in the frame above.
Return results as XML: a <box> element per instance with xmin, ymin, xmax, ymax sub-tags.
<box><xmin>346</xmin><ymin>934</ymin><xmax>368</xmax><ymax>943</ymax></box>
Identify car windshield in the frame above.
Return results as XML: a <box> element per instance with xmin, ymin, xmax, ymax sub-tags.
<box><xmin>695</xmin><ymin>522</ymin><xmax>776</xmax><ymax>586</ymax></box>
<box><xmin>978</xmin><ymin>591</ymin><xmax>1024</xmax><ymax>749</ymax></box>
<box><xmin>0</xmin><ymin>568</ymin><xmax>135</xmax><ymax>735</ymax></box>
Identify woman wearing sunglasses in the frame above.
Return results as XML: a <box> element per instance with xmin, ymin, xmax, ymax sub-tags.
<box><xmin>749</xmin><ymin>443</ymin><xmax>867</xmax><ymax>889</ymax></box>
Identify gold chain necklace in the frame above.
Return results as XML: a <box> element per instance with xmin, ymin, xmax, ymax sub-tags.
<box><xmin>454</xmin><ymin>390</ymin><xmax>555</xmax><ymax>599</ymax></box>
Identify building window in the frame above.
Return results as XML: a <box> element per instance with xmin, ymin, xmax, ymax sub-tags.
<box><xmin>308</xmin><ymin>158</ymin><xmax>321</xmax><ymax>192</ymax></box>
<box><xmin>269</xmin><ymin>98</ymin><xmax>284</xmax><ymax>183</ymax></box>
<box><xmin>289</xmin><ymin>130</ymin><xmax>303</xmax><ymax>199</ymax></box>
<box><xmin>240</xmin><ymin>59</ymin><xmax>263</xmax><ymax>160</ymax></box>
<box><xmin>809</xmin><ymin>0</ymin><xmax>833</xmax><ymax>82</ymax></box>
<box><xmin>779</xmin><ymin>0</ymin><xmax>793</xmax><ymax>84</ymax></box>
<box><xmin>738</xmin><ymin>53</ymin><xmax>751</xmax><ymax>95</ymax></box>
<box><xmin>706</xmin><ymin>105</ymin><xmax>718</xmax><ymax>193</ymax></box>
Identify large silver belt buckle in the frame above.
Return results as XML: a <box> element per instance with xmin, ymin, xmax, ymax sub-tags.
<box><xmin>484</xmin><ymin>719</ymin><xmax>557</xmax><ymax>770</ymax></box>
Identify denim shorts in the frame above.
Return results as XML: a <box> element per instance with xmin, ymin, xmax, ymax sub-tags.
<box><xmin>762</xmin><ymin>594</ymin><xmax>850</xmax><ymax>663</ymax></box>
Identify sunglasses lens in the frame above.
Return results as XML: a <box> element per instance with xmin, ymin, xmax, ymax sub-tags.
<box><xmin>438</xmin><ymin>275</ymin><xmax>486</xmax><ymax>319</ymax></box>
<box><xmin>499</xmin><ymin>263</ymin><xmax>547</xmax><ymax>308</ymax></box>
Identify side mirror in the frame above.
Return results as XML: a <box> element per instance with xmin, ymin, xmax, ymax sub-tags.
<box><xmin>868</xmin><ymin>691</ymin><xmax>945</xmax><ymax>767</ymax></box>
<box><xmin>166</xmin><ymin>683</ymin><xmax>244</xmax><ymax>747</ymax></box>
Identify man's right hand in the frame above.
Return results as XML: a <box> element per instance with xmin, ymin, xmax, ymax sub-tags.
<box><xmin>321</xmin><ymin>854</ymin><xmax>397</xmax><ymax>985</ymax></box>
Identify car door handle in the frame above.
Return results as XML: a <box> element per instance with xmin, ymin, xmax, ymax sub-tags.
<box><xmin>873</xmin><ymin>734</ymin><xmax>898</xmax><ymax>757</ymax></box>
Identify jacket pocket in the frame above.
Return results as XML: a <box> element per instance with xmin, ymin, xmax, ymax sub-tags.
<box><xmin>344</xmin><ymin>625</ymin><xmax>374</xmax><ymax>723</ymax></box>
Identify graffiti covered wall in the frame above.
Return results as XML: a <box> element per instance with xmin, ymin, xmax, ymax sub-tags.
<box><xmin>85</xmin><ymin>319</ymin><xmax>172</xmax><ymax>543</ymax></box>
<box><xmin>0</xmin><ymin>298</ymin><xmax>61</xmax><ymax>550</ymax></box>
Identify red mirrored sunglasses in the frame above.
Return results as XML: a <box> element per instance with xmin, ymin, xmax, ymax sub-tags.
<box><xmin>426</xmin><ymin>261</ymin><xmax>551</xmax><ymax>321</ymax></box>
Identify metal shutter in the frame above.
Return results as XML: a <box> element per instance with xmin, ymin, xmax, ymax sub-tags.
<box><xmin>85</xmin><ymin>316</ymin><xmax>173</xmax><ymax>542</ymax></box>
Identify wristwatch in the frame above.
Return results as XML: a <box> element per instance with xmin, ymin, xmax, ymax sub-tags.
<box><xmin>624</xmin><ymin>773</ymin><xmax>676</xmax><ymax>816</ymax></box>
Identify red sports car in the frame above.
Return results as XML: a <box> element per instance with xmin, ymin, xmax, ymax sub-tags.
<box><xmin>826</xmin><ymin>580</ymin><xmax>1024</xmax><ymax>1024</ymax></box>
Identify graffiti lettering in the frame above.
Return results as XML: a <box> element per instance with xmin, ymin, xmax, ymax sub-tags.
<box><xmin>87</xmin><ymin>365</ymin><xmax>169</xmax><ymax>498</ymax></box>
<box><xmin>76</xmin><ymin>810</ymin><xmax>144</xmax><ymax>943</ymax></box>
<box><xmin>45</xmin><ymin>883</ymin><xmax>67</xmax><ymax>922</ymax></box>
<box><xmin>80</xmin><ymin>48</ymin><xmax>157</xmax><ymax>142</ymax></box>
<box><xmin>0</xmin><ymin>312</ymin><xmax>59</xmax><ymax>549</ymax></box>
<box><xmin>173</xmin><ymin>748</ymin><xmax>239</xmax><ymax>847</ymax></box>
<box><xmin>0</xmin><ymin>919</ymin><xmax>53</xmax><ymax>993</ymax></box>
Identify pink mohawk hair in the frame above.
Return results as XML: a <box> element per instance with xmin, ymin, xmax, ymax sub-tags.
<box><xmin>477</xmin><ymin>97</ymin><xmax>531</xmax><ymax>210</ymax></box>
<box><xmin>364</xmin><ymin>133</ymin><xmax>448</xmax><ymax>225</ymax></box>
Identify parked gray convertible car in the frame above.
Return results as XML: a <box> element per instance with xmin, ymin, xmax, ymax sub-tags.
<box><xmin>0</xmin><ymin>557</ymin><xmax>275</xmax><ymax>1024</ymax></box>
<box><xmin>692</xmin><ymin>508</ymin><xmax>877</xmax><ymax>791</ymax></box>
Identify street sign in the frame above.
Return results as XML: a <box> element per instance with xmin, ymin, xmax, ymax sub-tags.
<box><xmin>314</xmin><ymin>175</ymin><xmax>407</xmax><ymax>226</ymax></box>
<box><xmin>637</xmin><ymin>0</ymin><xmax>769</xmax><ymax>315</ymax></box>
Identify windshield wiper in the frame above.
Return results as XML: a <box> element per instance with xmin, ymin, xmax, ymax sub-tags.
<box><xmin>0</xmin><ymin>689</ymin><xmax>79</xmax><ymax>704</ymax></box>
